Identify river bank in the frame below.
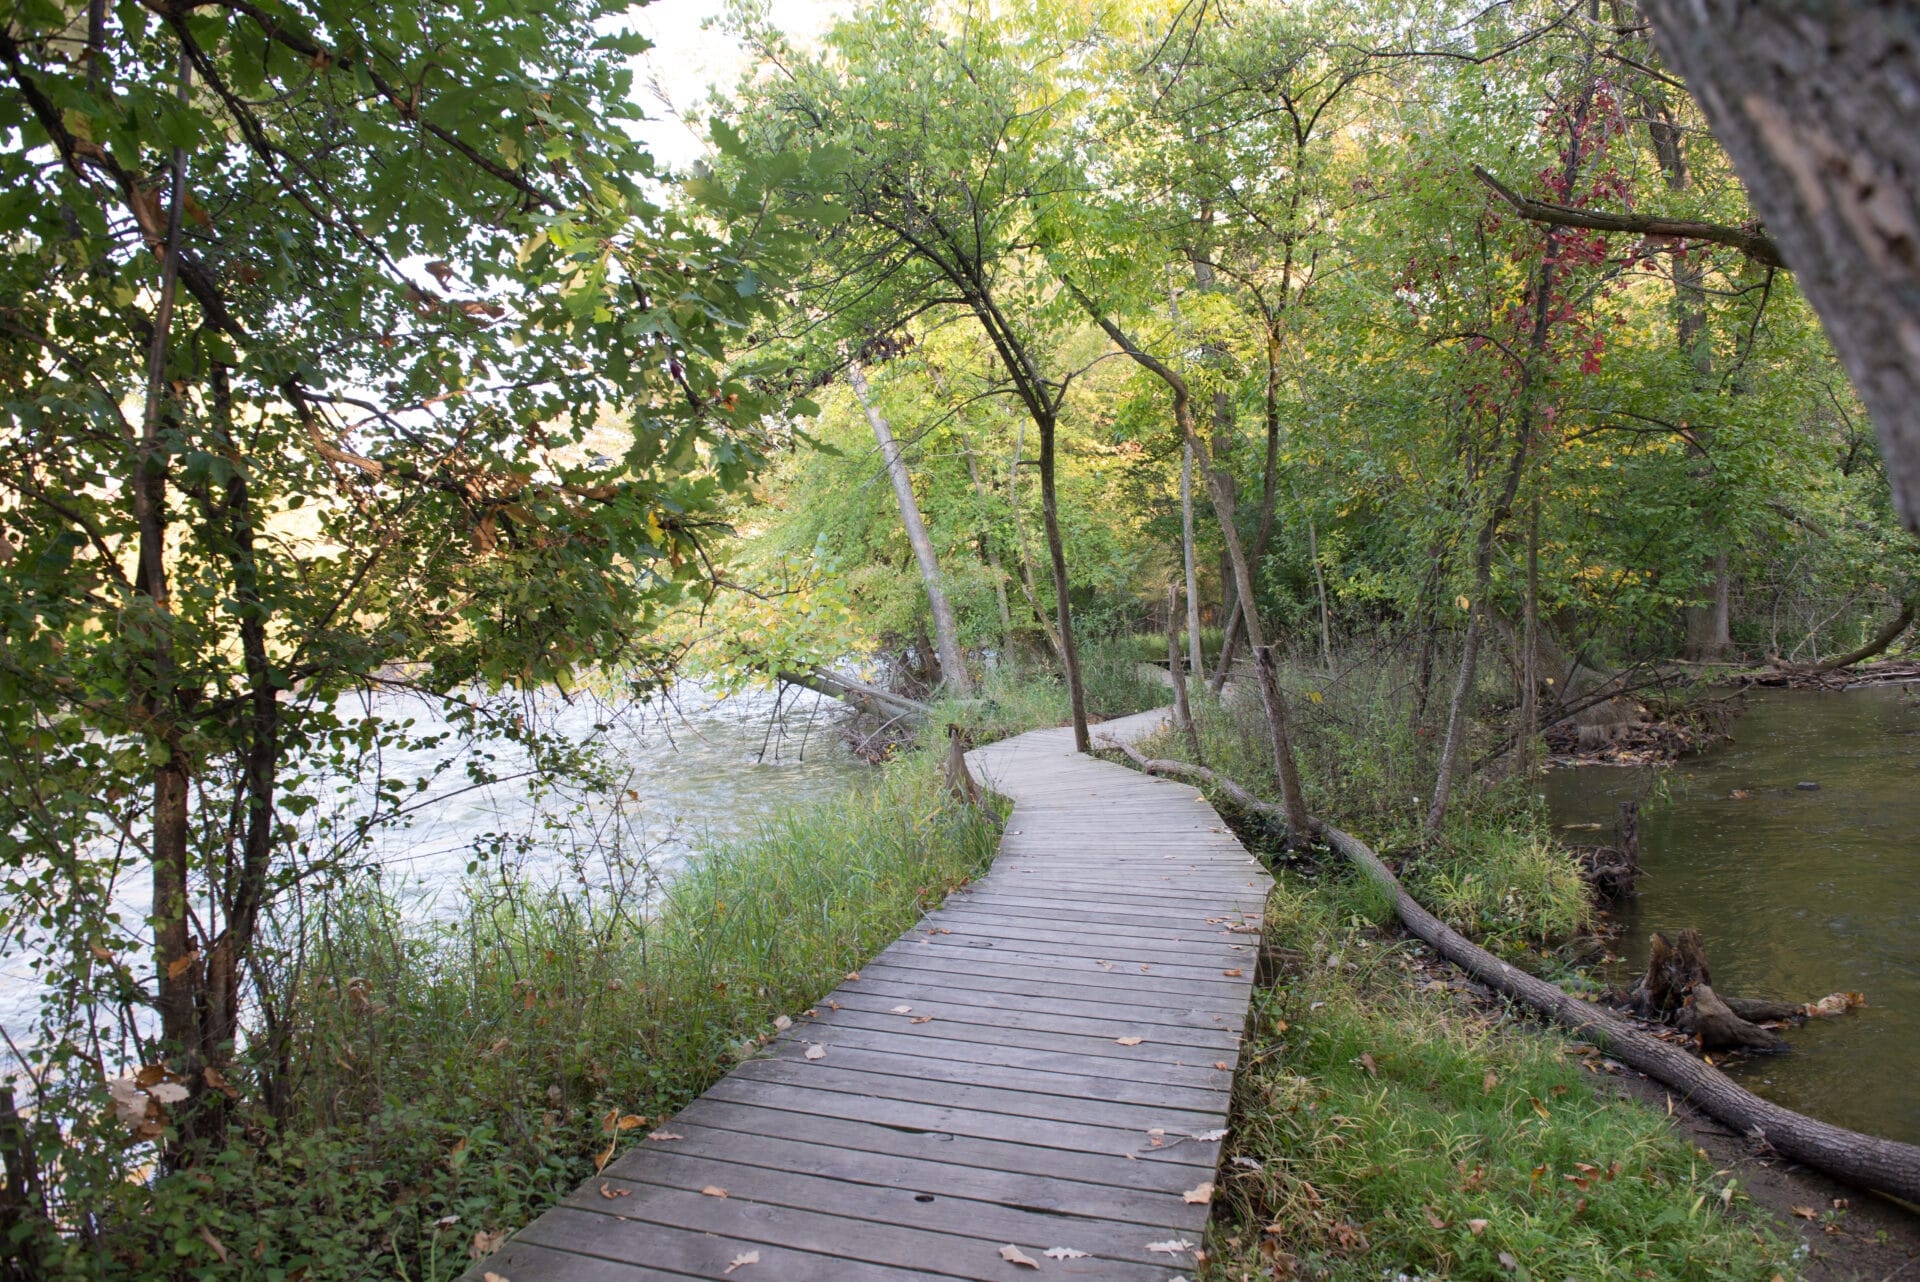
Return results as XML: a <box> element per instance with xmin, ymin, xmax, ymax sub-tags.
<box><xmin>1114</xmin><ymin>667</ymin><xmax>1920</xmax><ymax>1282</ymax></box>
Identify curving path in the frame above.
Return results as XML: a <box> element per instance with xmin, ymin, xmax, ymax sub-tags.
<box><xmin>466</xmin><ymin>708</ymin><xmax>1273</xmax><ymax>1281</ymax></box>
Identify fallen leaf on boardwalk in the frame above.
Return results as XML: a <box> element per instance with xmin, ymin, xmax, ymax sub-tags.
<box><xmin>1222</xmin><ymin>968</ymin><xmax>1243</xmax><ymax>977</ymax></box>
<box><xmin>701</xmin><ymin>1185</ymin><xmax>729</xmax><ymax>1198</ymax></box>
<box><xmin>484</xmin><ymin>1274</ymin><xmax>510</xmax><ymax>1282</ymax></box>
<box><xmin>826</xmin><ymin>1000</ymin><xmax>841</xmax><ymax>1011</ymax></box>
<box><xmin>1183</xmin><ymin>1182</ymin><xmax>1214</xmax><ymax>1204</ymax></box>
<box><xmin>1482</xmin><ymin>1069</ymin><xmax>1498</xmax><ymax>1094</ymax></box>
<box><xmin>911</xmin><ymin>1016</ymin><xmax>934</xmax><ymax>1024</ymax></box>
<box><xmin>1214</xmin><ymin>1061</ymin><xmax>1230</xmax><ymax>1071</ymax></box>
<box><xmin>1467</xmin><ymin>1219</ymin><xmax>1490</xmax><ymax>1236</ymax></box>
<box><xmin>845</xmin><ymin>971</ymin><xmax>860</xmax><ymax>981</ymax></box>
<box><xmin>470</xmin><ymin>1228</ymin><xmax>508</xmax><ymax>1258</ymax></box>
<box><xmin>724</xmin><ymin>1250</ymin><xmax>760</xmax><ymax>1274</ymax></box>
<box><xmin>1140</xmin><ymin>964</ymin><xmax>1152</xmax><ymax>972</ymax></box>
<box><xmin>598</xmin><ymin>1182</ymin><xmax>630</xmax><ymax>1200</ymax></box>
<box><xmin>1115</xmin><ymin>1036</ymin><xmax>1145</xmax><ymax>1046</ymax></box>
<box><xmin>648</xmin><ymin>1130</ymin><xmax>684</xmax><ymax>1141</ymax></box>
<box><xmin>999</xmin><ymin>1244</ymin><xmax>1040</xmax><ymax>1268</ymax></box>
<box><xmin>1192</xmin><ymin>1128</ymin><xmax>1227</xmax><ymax>1142</ymax></box>
<box><xmin>1145</xmin><ymin>1239</ymin><xmax>1196</xmax><ymax>1256</ymax></box>
<box><xmin>773</xmin><ymin>1015</ymin><xmax>792</xmax><ymax>1031</ymax></box>
<box><xmin>1097</xmin><ymin>960</ymin><xmax>1114</xmax><ymax>971</ymax></box>
<box><xmin>804</xmin><ymin>1043</ymin><xmax>826</xmax><ymax>1060</ymax></box>
<box><xmin>891</xmin><ymin>1005</ymin><xmax>913</xmax><ymax>1014</ymax></box>
<box><xmin>1043</xmin><ymin>1246</ymin><xmax>1091</xmax><ymax>1259</ymax></box>
<box><xmin>1791</xmin><ymin>1206</ymin><xmax>1819</xmax><ymax>1220</ymax></box>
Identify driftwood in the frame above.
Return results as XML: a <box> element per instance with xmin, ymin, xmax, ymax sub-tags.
<box><xmin>1627</xmin><ymin>929</ymin><xmax>1784</xmax><ymax>1053</ymax></box>
<box><xmin>1100</xmin><ymin>737</ymin><xmax>1920</xmax><ymax>1205</ymax></box>
<box><xmin>777</xmin><ymin>665</ymin><xmax>929</xmax><ymax>723</ymax></box>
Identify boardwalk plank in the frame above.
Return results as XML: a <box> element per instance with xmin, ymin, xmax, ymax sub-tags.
<box><xmin>463</xmin><ymin>708</ymin><xmax>1267</xmax><ymax>1281</ymax></box>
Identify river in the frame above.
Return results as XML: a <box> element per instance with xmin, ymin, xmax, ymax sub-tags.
<box><xmin>0</xmin><ymin>682</ymin><xmax>867</xmax><ymax>1053</ymax></box>
<box><xmin>1544</xmin><ymin>684</ymin><xmax>1920</xmax><ymax>1147</ymax></box>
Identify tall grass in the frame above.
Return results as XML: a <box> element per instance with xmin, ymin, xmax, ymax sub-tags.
<box><xmin>70</xmin><ymin>745</ymin><xmax>1001</xmax><ymax>1282</ymax></box>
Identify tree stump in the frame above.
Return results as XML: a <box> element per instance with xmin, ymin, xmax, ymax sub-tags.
<box><xmin>944</xmin><ymin>724</ymin><xmax>983</xmax><ymax>807</ymax></box>
<box><xmin>1629</xmin><ymin>929</ymin><xmax>1790</xmax><ymax>1052</ymax></box>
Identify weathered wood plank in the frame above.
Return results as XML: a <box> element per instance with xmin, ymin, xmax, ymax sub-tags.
<box><xmin>463</xmin><ymin>708</ymin><xmax>1265</xmax><ymax>1281</ymax></box>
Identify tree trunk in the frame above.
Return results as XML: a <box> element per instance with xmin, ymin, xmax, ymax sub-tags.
<box><xmin>848</xmin><ymin>359</ymin><xmax>973</xmax><ymax>696</ymax></box>
<box><xmin>779</xmin><ymin>665</ymin><xmax>929</xmax><ymax>723</ymax></box>
<box><xmin>1007</xmin><ymin>420</ymin><xmax>1066</xmax><ymax>662</ymax></box>
<box><xmin>1308</xmin><ymin>511</ymin><xmax>1332</xmax><ymax>670</ymax></box>
<box><xmin>1642</xmin><ymin>2</ymin><xmax>1920</xmax><ymax>532</ymax></box>
<box><xmin>1166</xmin><ymin>583</ymin><xmax>1201</xmax><ymax>758</ymax></box>
<box><xmin>1038</xmin><ymin>415</ymin><xmax>1090</xmax><ymax>752</ymax></box>
<box><xmin>1515</xmin><ymin>502</ymin><xmax>1542</xmax><ymax>778</ymax></box>
<box><xmin>1082</xmin><ymin>302</ymin><xmax>1310</xmax><ymax>836</ymax></box>
<box><xmin>1682</xmin><ymin>549</ymin><xmax>1734</xmax><ymax>661</ymax></box>
<box><xmin>1211</xmin><ymin>326</ymin><xmax>1287</xmax><ymax>693</ymax></box>
<box><xmin>1180</xmin><ymin>440</ymin><xmax>1206</xmax><ymax>682</ymax></box>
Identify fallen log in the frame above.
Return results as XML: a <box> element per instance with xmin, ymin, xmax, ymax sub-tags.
<box><xmin>777</xmin><ymin>665</ymin><xmax>929</xmax><ymax>723</ymax></box>
<box><xmin>1100</xmin><ymin>736</ymin><xmax>1920</xmax><ymax>1205</ymax></box>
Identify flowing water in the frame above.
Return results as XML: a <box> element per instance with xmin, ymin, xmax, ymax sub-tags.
<box><xmin>0</xmin><ymin>682</ymin><xmax>866</xmax><ymax>1053</ymax></box>
<box><xmin>1544</xmin><ymin>684</ymin><xmax>1920</xmax><ymax>1146</ymax></box>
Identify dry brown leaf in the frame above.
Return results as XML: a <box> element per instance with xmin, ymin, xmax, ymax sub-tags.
<box><xmin>1222</xmin><ymin>968</ymin><xmax>1244</xmax><ymax>977</ymax></box>
<box><xmin>594</xmin><ymin>1137</ymin><xmax>615</xmax><ymax>1172</ymax></box>
<box><xmin>1183</xmin><ymin>1181</ymin><xmax>1214</xmax><ymax>1204</ymax></box>
<box><xmin>701</xmin><ymin>1185</ymin><xmax>729</xmax><ymax>1198</ymax></box>
<box><xmin>1467</xmin><ymin>1218</ymin><xmax>1490</xmax><ymax>1236</ymax></box>
<box><xmin>845</xmin><ymin>971</ymin><xmax>860</xmax><ymax>981</ymax></box>
<box><xmin>910</xmin><ymin>1015</ymin><xmax>934</xmax><ymax>1024</ymax></box>
<box><xmin>483</xmin><ymin>1274</ymin><xmax>510</xmax><ymax>1282</ymax></box>
<box><xmin>615</xmin><ymin>1114</ymin><xmax>647</xmax><ymax>1131</ymax></box>
<box><xmin>891</xmin><ymin>1005</ymin><xmax>913</xmax><ymax>1014</ymax></box>
<box><xmin>199</xmin><ymin>1225</ymin><xmax>230</xmax><ymax>1264</ymax></box>
<box><xmin>804</xmin><ymin>1043</ymin><xmax>826</xmax><ymax>1060</ymax></box>
<box><xmin>999</xmin><ymin>1244</ymin><xmax>1040</xmax><ymax>1268</ymax></box>
<box><xmin>1356</xmin><ymin>1053</ymin><xmax>1377</xmax><ymax>1077</ymax></box>
<box><xmin>1115</xmin><ymin>1036</ymin><xmax>1145</xmax><ymax>1046</ymax></box>
<box><xmin>1043</xmin><ymin>1247</ymin><xmax>1090</xmax><ymax>1260</ymax></box>
<box><xmin>1791</xmin><ymin>1205</ymin><xmax>1819</xmax><ymax>1220</ymax></box>
<box><xmin>470</xmin><ymin>1228</ymin><xmax>508</xmax><ymax>1259</ymax></box>
<box><xmin>648</xmin><ymin>1130</ymin><xmax>685</xmax><ymax>1141</ymax></box>
<box><xmin>1214</xmin><ymin>1061</ymin><xmax>1230</xmax><ymax>1071</ymax></box>
<box><xmin>598</xmin><ymin>1182</ymin><xmax>630</xmax><ymax>1200</ymax></box>
<box><xmin>773</xmin><ymin>1015</ymin><xmax>792</xmax><ymax>1031</ymax></box>
<box><xmin>1423</xmin><ymin>1207</ymin><xmax>1447</xmax><ymax>1230</ymax></box>
<box><xmin>724</xmin><ymin>1250</ymin><xmax>761</xmax><ymax>1274</ymax></box>
<box><xmin>1530</xmin><ymin>1097</ymin><xmax>1550</xmax><ymax>1120</ymax></box>
<box><xmin>1482</xmin><ymin>1069</ymin><xmax>1498</xmax><ymax>1094</ymax></box>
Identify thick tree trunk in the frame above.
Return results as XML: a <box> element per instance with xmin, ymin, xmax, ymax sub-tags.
<box><xmin>1642</xmin><ymin>2</ymin><xmax>1920</xmax><ymax>531</ymax></box>
<box><xmin>848</xmin><ymin>360</ymin><xmax>973</xmax><ymax>696</ymax></box>
<box><xmin>1682</xmin><ymin>549</ymin><xmax>1734</xmax><ymax>661</ymax></box>
<box><xmin>1180</xmin><ymin>441</ymin><xmax>1206</xmax><ymax>683</ymax></box>
<box><xmin>779</xmin><ymin>665</ymin><xmax>929</xmax><ymax>723</ymax></box>
<box><xmin>1108</xmin><ymin>742</ymin><xmax>1920</xmax><ymax>1206</ymax></box>
<box><xmin>1308</xmin><ymin>511</ymin><xmax>1332</xmax><ymax>671</ymax></box>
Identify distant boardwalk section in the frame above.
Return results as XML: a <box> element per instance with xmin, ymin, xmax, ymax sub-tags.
<box><xmin>466</xmin><ymin>707</ymin><xmax>1273</xmax><ymax>1280</ymax></box>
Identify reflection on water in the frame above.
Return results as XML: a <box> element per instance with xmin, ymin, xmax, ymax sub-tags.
<box><xmin>1545</xmin><ymin>685</ymin><xmax>1920</xmax><ymax>1145</ymax></box>
<box><xmin>0</xmin><ymin>682</ymin><xmax>866</xmax><ymax>1049</ymax></box>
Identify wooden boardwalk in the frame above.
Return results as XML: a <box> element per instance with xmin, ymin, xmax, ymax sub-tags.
<box><xmin>466</xmin><ymin>709</ymin><xmax>1273</xmax><ymax>1281</ymax></box>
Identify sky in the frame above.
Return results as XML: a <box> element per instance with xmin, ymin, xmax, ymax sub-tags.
<box><xmin>625</xmin><ymin>0</ymin><xmax>849</xmax><ymax>169</ymax></box>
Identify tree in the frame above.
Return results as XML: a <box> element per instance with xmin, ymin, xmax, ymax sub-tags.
<box><xmin>1641</xmin><ymin>1</ymin><xmax>1920</xmax><ymax>533</ymax></box>
<box><xmin>0</xmin><ymin>0</ymin><xmax>796</xmax><ymax>1151</ymax></box>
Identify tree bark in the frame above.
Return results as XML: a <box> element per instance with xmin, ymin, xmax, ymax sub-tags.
<box><xmin>1006</xmin><ymin>420</ymin><xmax>1066</xmax><ymax>662</ymax></box>
<box><xmin>1038</xmin><ymin>415</ymin><xmax>1091</xmax><ymax>753</ymax></box>
<box><xmin>1166</xmin><ymin>582</ymin><xmax>1201</xmax><ymax>757</ymax></box>
<box><xmin>1641</xmin><ymin>1</ymin><xmax>1920</xmax><ymax>532</ymax></box>
<box><xmin>1308</xmin><ymin>510</ymin><xmax>1332</xmax><ymax>671</ymax></box>
<box><xmin>1180</xmin><ymin>440</ymin><xmax>1206</xmax><ymax>683</ymax></box>
<box><xmin>847</xmin><ymin>359</ymin><xmax>973</xmax><ymax>696</ymax></box>
<box><xmin>779</xmin><ymin>665</ymin><xmax>929</xmax><ymax>722</ymax></box>
<box><xmin>1682</xmin><ymin>549</ymin><xmax>1735</xmax><ymax>661</ymax></box>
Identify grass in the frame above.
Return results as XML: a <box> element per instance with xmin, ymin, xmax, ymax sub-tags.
<box><xmin>1126</xmin><ymin>658</ymin><xmax>1790</xmax><ymax>1281</ymax></box>
<box><xmin>73</xmin><ymin>743</ymin><xmax>1002</xmax><ymax>1282</ymax></box>
<box><xmin>935</xmin><ymin>632</ymin><xmax>1172</xmax><ymax>744</ymax></box>
<box><xmin>1202</xmin><ymin>882</ymin><xmax>1793</xmax><ymax>1281</ymax></box>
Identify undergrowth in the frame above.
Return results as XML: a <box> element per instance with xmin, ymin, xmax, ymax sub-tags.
<box><xmin>56</xmin><ymin>745</ymin><xmax>1001</xmax><ymax>1282</ymax></box>
<box><xmin>1129</xmin><ymin>655</ymin><xmax>1789</xmax><ymax>1281</ymax></box>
